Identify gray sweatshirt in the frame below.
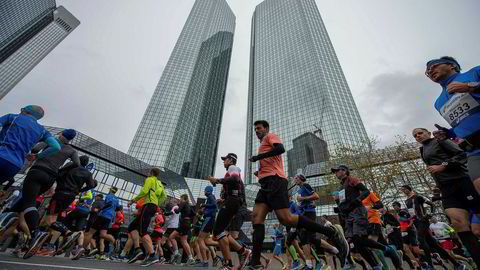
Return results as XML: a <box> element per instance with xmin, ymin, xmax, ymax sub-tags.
<box><xmin>420</xmin><ymin>138</ymin><xmax>468</xmax><ymax>186</ymax></box>
<box><xmin>32</xmin><ymin>140</ymin><xmax>80</xmax><ymax>174</ymax></box>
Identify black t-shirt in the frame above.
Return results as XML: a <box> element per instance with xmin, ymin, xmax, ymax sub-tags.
<box><xmin>177</xmin><ymin>202</ymin><xmax>193</xmax><ymax>220</ymax></box>
<box><xmin>405</xmin><ymin>194</ymin><xmax>428</xmax><ymax>220</ymax></box>
<box><xmin>338</xmin><ymin>176</ymin><xmax>369</xmax><ymax>213</ymax></box>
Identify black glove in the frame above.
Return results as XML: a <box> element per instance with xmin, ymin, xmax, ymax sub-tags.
<box><xmin>249</xmin><ymin>156</ymin><xmax>259</xmax><ymax>162</ymax></box>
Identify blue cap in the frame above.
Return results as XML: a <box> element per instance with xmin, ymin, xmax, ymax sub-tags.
<box><xmin>204</xmin><ymin>186</ymin><xmax>213</xmax><ymax>194</ymax></box>
<box><xmin>62</xmin><ymin>129</ymin><xmax>76</xmax><ymax>140</ymax></box>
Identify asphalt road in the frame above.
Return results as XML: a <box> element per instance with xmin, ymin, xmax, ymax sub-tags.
<box><xmin>0</xmin><ymin>252</ymin><xmax>223</xmax><ymax>270</ymax></box>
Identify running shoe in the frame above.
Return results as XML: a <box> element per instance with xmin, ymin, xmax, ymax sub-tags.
<box><xmin>194</xmin><ymin>261</ymin><xmax>209</xmax><ymax>267</ymax></box>
<box><xmin>455</xmin><ymin>264</ymin><xmax>466</xmax><ymax>270</ymax></box>
<box><xmin>186</xmin><ymin>257</ymin><xmax>196</xmax><ymax>266</ymax></box>
<box><xmin>372</xmin><ymin>266</ymin><xmax>382</xmax><ymax>270</ymax></box>
<box><xmin>57</xmin><ymin>231</ymin><xmax>81</xmax><ymax>255</ymax></box>
<box><xmin>328</xmin><ymin>224</ymin><xmax>349</xmax><ymax>267</ymax></box>
<box><xmin>0</xmin><ymin>216</ymin><xmax>18</xmax><ymax>234</ymax></box>
<box><xmin>213</xmin><ymin>255</ymin><xmax>224</xmax><ymax>267</ymax></box>
<box><xmin>302</xmin><ymin>266</ymin><xmax>313</xmax><ymax>270</ymax></box>
<box><xmin>97</xmin><ymin>254</ymin><xmax>108</xmax><ymax>260</ymax></box>
<box><xmin>87</xmin><ymin>248</ymin><xmax>99</xmax><ymax>258</ymax></box>
<box><xmin>141</xmin><ymin>254</ymin><xmax>159</xmax><ymax>267</ymax></box>
<box><xmin>169</xmin><ymin>253</ymin><xmax>181</xmax><ymax>264</ymax></box>
<box><xmin>71</xmin><ymin>247</ymin><xmax>85</xmax><ymax>260</ymax></box>
<box><xmin>158</xmin><ymin>256</ymin><xmax>166</xmax><ymax>264</ymax></box>
<box><xmin>292</xmin><ymin>259</ymin><xmax>304</xmax><ymax>270</ymax></box>
<box><xmin>239</xmin><ymin>249</ymin><xmax>252</xmax><ymax>269</ymax></box>
<box><xmin>23</xmin><ymin>230</ymin><xmax>49</xmax><ymax>259</ymax></box>
<box><xmin>127</xmin><ymin>248</ymin><xmax>144</xmax><ymax>264</ymax></box>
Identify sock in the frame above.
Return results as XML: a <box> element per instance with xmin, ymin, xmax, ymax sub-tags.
<box><xmin>251</xmin><ymin>224</ymin><xmax>265</xmax><ymax>266</ymax></box>
<box><xmin>23</xmin><ymin>209</ymin><xmax>39</xmax><ymax>234</ymax></box>
<box><xmin>288</xmin><ymin>245</ymin><xmax>298</xmax><ymax>260</ymax></box>
<box><xmin>189</xmin><ymin>255</ymin><xmax>193</xmax><ymax>260</ymax></box>
<box><xmin>458</xmin><ymin>231</ymin><xmax>480</xmax><ymax>266</ymax></box>
<box><xmin>120</xmin><ymin>250</ymin><xmax>126</xmax><ymax>256</ymax></box>
<box><xmin>297</xmin><ymin>215</ymin><xmax>334</xmax><ymax>237</ymax></box>
<box><xmin>306</xmin><ymin>259</ymin><xmax>313</xmax><ymax>268</ymax></box>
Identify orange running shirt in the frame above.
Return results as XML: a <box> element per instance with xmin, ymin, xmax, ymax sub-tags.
<box><xmin>257</xmin><ymin>133</ymin><xmax>286</xmax><ymax>180</ymax></box>
<box><xmin>362</xmin><ymin>192</ymin><xmax>381</xmax><ymax>224</ymax></box>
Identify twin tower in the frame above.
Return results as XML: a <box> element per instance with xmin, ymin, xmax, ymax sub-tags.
<box><xmin>128</xmin><ymin>0</ymin><xmax>368</xmax><ymax>184</ymax></box>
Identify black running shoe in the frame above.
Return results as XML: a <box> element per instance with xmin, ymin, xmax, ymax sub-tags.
<box><xmin>23</xmin><ymin>231</ymin><xmax>48</xmax><ymax>259</ymax></box>
<box><xmin>328</xmin><ymin>224</ymin><xmax>349</xmax><ymax>267</ymax></box>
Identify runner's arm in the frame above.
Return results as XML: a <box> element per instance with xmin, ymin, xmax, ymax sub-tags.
<box><xmin>0</xmin><ymin>114</ymin><xmax>14</xmax><ymax>126</ymax></box>
<box><xmin>36</xmin><ymin>137</ymin><xmax>61</xmax><ymax>159</ymax></box>
<box><xmin>437</xmin><ymin>139</ymin><xmax>467</xmax><ymax>167</ymax></box>
<box><xmin>253</xmin><ymin>143</ymin><xmax>285</xmax><ymax>161</ymax></box>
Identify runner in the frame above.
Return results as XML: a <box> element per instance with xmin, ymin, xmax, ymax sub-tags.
<box><xmin>196</xmin><ymin>185</ymin><xmax>217</xmax><ymax>267</ymax></box>
<box><xmin>424</xmin><ymin>57</ymin><xmax>480</xmax><ymax>194</ymax></box>
<box><xmin>400</xmin><ymin>185</ymin><xmax>464</xmax><ymax>270</ymax></box>
<box><xmin>429</xmin><ymin>216</ymin><xmax>472</xmax><ymax>266</ymax></box>
<box><xmin>127</xmin><ymin>167</ymin><xmax>166</xmax><ymax>266</ymax></box>
<box><xmin>362</xmin><ymin>192</ymin><xmax>390</xmax><ymax>269</ymax></box>
<box><xmin>247</xmin><ymin>120</ymin><xmax>348</xmax><ymax>270</ymax></box>
<box><xmin>167</xmin><ymin>194</ymin><xmax>195</xmax><ymax>265</ymax></box>
<box><xmin>43</xmin><ymin>155</ymin><xmax>96</xmax><ymax>232</ymax></box>
<box><xmin>164</xmin><ymin>202</ymin><xmax>180</xmax><ymax>263</ymax></box>
<box><xmin>413</xmin><ymin>127</ymin><xmax>480</xmax><ymax>266</ymax></box>
<box><xmin>384</xmin><ymin>202</ymin><xmax>418</xmax><ymax>269</ymax></box>
<box><xmin>0</xmin><ymin>105</ymin><xmax>60</xmax><ymax>194</ymax></box>
<box><xmin>73</xmin><ymin>187</ymin><xmax>119</xmax><ymax>260</ymax></box>
<box><xmin>294</xmin><ymin>173</ymin><xmax>320</xmax><ymax>270</ymax></box>
<box><xmin>18</xmin><ymin>128</ymin><xmax>79</xmax><ymax>259</ymax></box>
<box><xmin>332</xmin><ymin>165</ymin><xmax>402</xmax><ymax>270</ymax></box>
<box><xmin>208</xmin><ymin>152</ymin><xmax>252</xmax><ymax>270</ymax></box>
<box><xmin>270</xmin><ymin>224</ymin><xmax>287</xmax><ymax>270</ymax></box>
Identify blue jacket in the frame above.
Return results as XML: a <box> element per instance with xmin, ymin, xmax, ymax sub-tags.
<box><xmin>99</xmin><ymin>193</ymin><xmax>119</xmax><ymax>221</ymax></box>
<box><xmin>0</xmin><ymin>114</ymin><xmax>55</xmax><ymax>169</ymax></box>
<box><xmin>434</xmin><ymin>66</ymin><xmax>480</xmax><ymax>146</ymax></box>
<box><xmin>203</xmin><ymin>193</ymin><xmax>217</xmax><ymax>217</ymax></box>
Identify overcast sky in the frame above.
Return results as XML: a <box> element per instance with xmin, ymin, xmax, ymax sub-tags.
<box><xmin>1</xmin><ymin>0</ymin><xmax>479</xmax><ymax>178</ymax></box>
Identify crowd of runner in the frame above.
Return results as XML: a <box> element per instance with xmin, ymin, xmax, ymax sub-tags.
<box><xmin>0</xmin><ymin>56</ymin><xmax>479</xmax><ymax>270</ymax></box>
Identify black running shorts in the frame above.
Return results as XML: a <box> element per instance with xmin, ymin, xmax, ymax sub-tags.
<box><xmin>255</xmin><ymin>176</ymin><xmax>289</xmax><ymax>211</ymax></box>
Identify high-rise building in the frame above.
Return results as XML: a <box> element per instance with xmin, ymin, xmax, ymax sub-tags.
<box><xmin>0</xmin><ymin>1</ymin><xmax>80</xmax><ymax>99</ymax></box>
<box><xmin>287</xmin><ymin>131</ymin><xmax>329</xmax><ymax>177</ymax></box>
<box><xmin>129</xmin><ymin>0</ymin><xmax>235</xmax><ymax>180</ymax></box>
<box><xmin>245</xmin><ymin>0</ymin><xmax>368</xmax><ymax>183</ymax></box>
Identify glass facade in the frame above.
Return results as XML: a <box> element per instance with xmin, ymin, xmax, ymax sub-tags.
<box><xmin>128</xmin><ymin>0</ymin><xmax>235</xmax><ymax>180</ymax></box>
<box><xmin>245</xmin><ymin>0</ymin><xmax>368</xmax><ymax>184</ymax></box>
<box><xmin>0</xmin><ymin>4</ymin><xmax>80</xmax><ymax>99</ymax></box>
<box><xmin>7</xmin><ymin>126</ymin><xmax>194</xmax><ymax>207</ymax></box>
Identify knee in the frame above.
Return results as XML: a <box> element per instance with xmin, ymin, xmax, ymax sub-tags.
<box><xmin>450</xmin><ymin>217</ymin><xmax>469</xmax><ymax>231</ymax></box>
<box><xmin>277</xmin><ymin>215</ymin><xmax>294</xmax><ymax>226</ymax></box>
<box><xmin>472</xmin><ymin>226</ymin><xmax>480</xmax><ymax>237</ymax></box>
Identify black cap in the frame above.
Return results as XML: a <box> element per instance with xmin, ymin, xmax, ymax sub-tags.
<box><xmin>331</xmin><ymin>165</ymin><xmax>349</xmax><ymax>173</ymax></box>
<box><xmin>295</xmin><ymin>173</ymin><xmax>306</xmax><ymax>182</ymax></box>
<box><xmin>221</xmin><ymin>153</ymin><xmax>237</xmax><ymax>161</ymax></box>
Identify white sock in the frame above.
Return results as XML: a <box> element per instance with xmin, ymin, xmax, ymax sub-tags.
<box><xmin>174</xmin><ymin>250</ymin><xmax>179</xmax><ymax>255</ymax></box>
<box><xmin>306</xmin><ymin>259</ymin><xmax>313</xmax><ymax>268</ymax></box>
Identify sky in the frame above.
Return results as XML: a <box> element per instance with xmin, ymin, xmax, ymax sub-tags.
<box><xmin>1</xmin><ymin>0</ymin><xmax>479</xmax><ymax>178</ymax></box>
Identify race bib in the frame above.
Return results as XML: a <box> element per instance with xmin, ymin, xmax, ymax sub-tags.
<box><xmin>440</xmin><ymin>93</ymin><xmax>480</xmax><ymax>127</ymax></box>
<box><xmin>338</xmin><ymin>189</ymin><xmax>346</xmax><ymax>203</ymax></box>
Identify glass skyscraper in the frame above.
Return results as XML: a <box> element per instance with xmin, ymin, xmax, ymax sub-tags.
<box><xmin>245</xmin><ymin>0</ymin><xmax>368</xmax><ymax>184</ymax></box>
<box><xmin>0</xmin><ymin>1</ymin><xmax>80</xmax><ymax>99</ymax></box>
<box><xmin>129</xmin><ymin>0</ymin><xmax>235</xmax><ymax>180</ymax></box>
